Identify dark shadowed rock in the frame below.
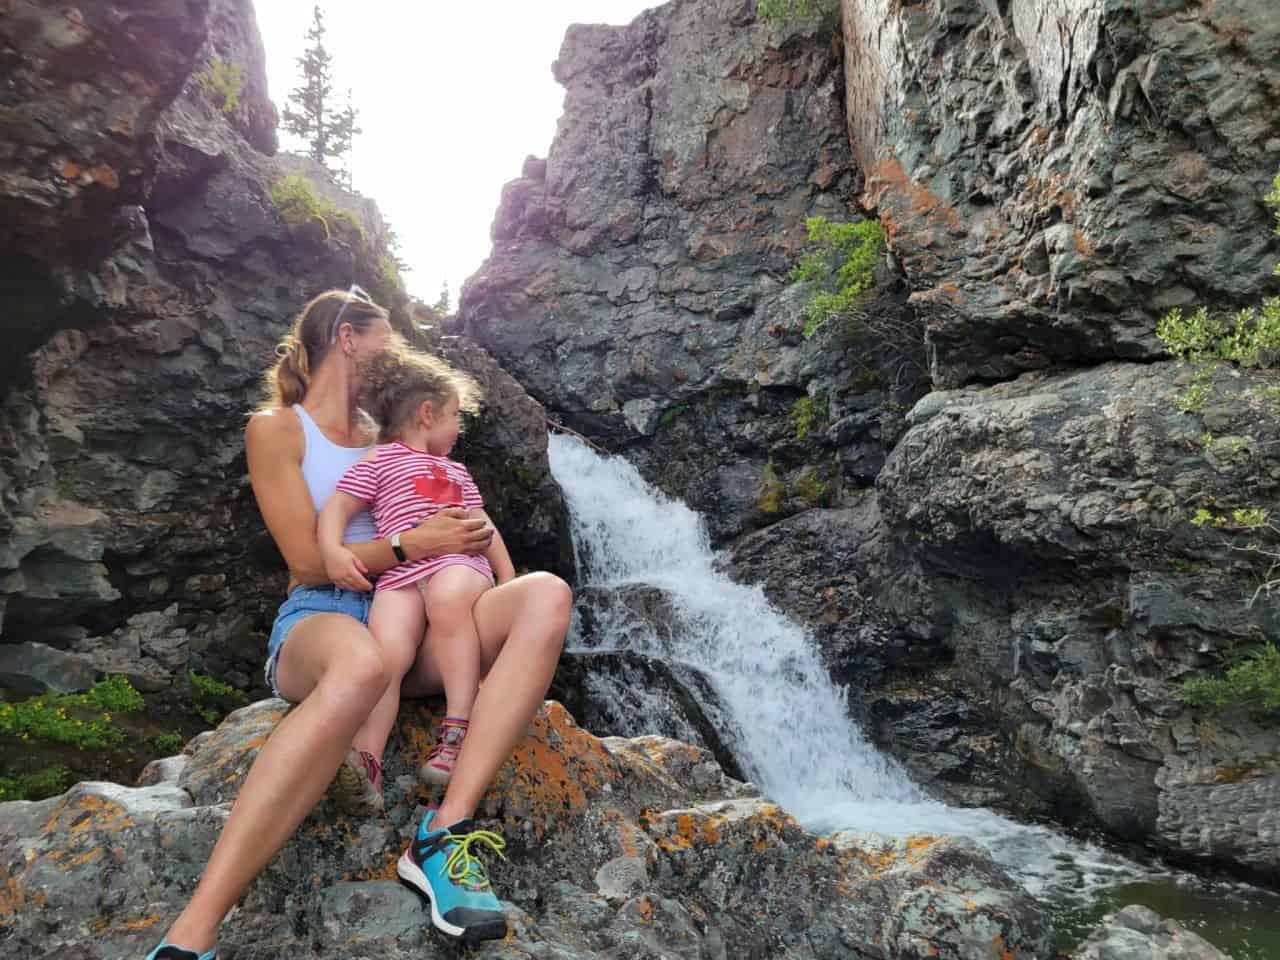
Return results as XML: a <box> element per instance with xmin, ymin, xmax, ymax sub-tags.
<box><xmin>0</xmin><ymin>0</ymin><xmax>569</xmax><ymax>697</ymax></box>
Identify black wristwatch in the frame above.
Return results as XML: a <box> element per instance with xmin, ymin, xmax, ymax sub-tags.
<box><xmin>390</xmin><ymin>532</ymin><xmax>406</xmax><ymax>563</ymax></box>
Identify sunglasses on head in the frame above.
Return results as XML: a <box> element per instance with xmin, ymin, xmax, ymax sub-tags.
<box><xmin>329</xmin><ymin>284</ymin><xmax>374</xmax><ymax>342</ymax></box>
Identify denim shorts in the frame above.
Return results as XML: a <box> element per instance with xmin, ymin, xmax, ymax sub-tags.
<box><xmin>264</xmin><ymin>585</ymin><xmax>373</xmax><ymax>700</ymax></box>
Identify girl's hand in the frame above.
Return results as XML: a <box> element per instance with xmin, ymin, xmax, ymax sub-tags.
<box><xmin>324</xmin><ymin>546</ymin><xmax>372</xmax><ymax>592</ymax></box>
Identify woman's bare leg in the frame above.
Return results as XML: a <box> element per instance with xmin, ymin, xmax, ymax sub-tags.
<box><xmin>163</xmin><ymin>615</ymin><xmax>389</xmax><ymax>951</ymax></box>
<box><xmin>351</xmin><ymin>587</ymin><xmax>426</xmax><ymax>763</ymax></box>
<box><xmin>402</xmin><ymin>571</ymin><xmax>571</xmax><ymax>826</ymax></box>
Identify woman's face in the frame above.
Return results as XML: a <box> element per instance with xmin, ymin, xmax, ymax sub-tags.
<box><xmin>346</xmin><ymin>315</ymin><xmax>395</xmax><ymax>376</ymax></box>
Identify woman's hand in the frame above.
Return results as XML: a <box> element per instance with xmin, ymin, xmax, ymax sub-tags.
<box><xmin>324</xmin><ymin>545</ymin><xmax>373</xmax><ymax>591</ymax></box>
<box><xmin>401</xmin><ymin>507</ymin><xmax>494</xmax><ymax>560</ymax></box>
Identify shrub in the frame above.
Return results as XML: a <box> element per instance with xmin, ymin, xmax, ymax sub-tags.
<box><xmin>269</xmin><ymin>174</ymin><xmax>365</xmax><ymax>241</ymax></box>
<box><xmin>197</xmin><ymin>59</ymin><xmax>243</xmax><ymax>114</ymax></box>
<box><xmin>1178</xmin><ymin>643</ymin><xmax>1280</xmax><ymax>715</ymax></box>
<box><xmin>153</xmin><ymin>731</ymin><xmax>186</xmax><ymax>754</ymax></box>
<box><xmin>0</xmin><ymin>675</ymin><xmax>145</xmax><ymax>750</ymax></box>
<box><xmin>0</xmin><ymin>766</ymin><xmax>70</xmax><ymax>802</ymax></box>
<box><xmin>791</xmin><ymin>217</ymin><xmax>885</xmax><ymax>339</ymax></box>
<box><xmin>793</xmin><ymin>467</ymin><xmax>829</xmax><ymax>507</ymax></box>
<box><xmin>189</xmin><ymin>671</ymin><xmax>245</xmax><ymax>725</ymax></box>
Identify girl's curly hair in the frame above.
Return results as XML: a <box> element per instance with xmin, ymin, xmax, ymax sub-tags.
<box><xmin>358</xmin><ymin>344</ymin><xmax>480</xmax><ymax>439</ymax></box>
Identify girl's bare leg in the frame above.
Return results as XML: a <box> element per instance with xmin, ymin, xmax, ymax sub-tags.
<box><xmin>164</xmin><ymin>615</ymin><xmax>389</xmax><ymax>951</ymax></box>
<box><xmin>402</xmin><ymin>571</ymin><xmax>571</xmax><ymax>826</ymax></box>
<box><xmin>351</xmin><ymin>586</ymin><xmax>426</xmax><ymax>763</ymax></box>
<box><xmin>418</xmin><ymin>566</ymin><xmax>492</xmax><ymax>721</ymax></box>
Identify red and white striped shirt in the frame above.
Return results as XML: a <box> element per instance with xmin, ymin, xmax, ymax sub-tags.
<box><xmin>336</xmin><ymin>441</ymin><xmax>493</xmax><ymax>592</ymax></box>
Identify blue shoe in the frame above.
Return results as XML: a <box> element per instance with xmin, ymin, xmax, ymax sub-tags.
<box><xmin>145</xmin><ymin>942</ymin><xmax>216</xmax><ymax>960</ymax></box>
<box><xmin>397</xmin><ymin>808</ymin><xmax>508</xmax><ymax>943</ymax></box>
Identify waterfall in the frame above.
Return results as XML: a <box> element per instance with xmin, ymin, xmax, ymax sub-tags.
<box><xmin>548</xmin><ymin>433</ymin><xmax>1146</xmax><ymax>899</ymax></box>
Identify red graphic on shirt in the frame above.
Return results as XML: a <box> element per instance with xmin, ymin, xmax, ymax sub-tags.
<box><xmin>413</xmin><ymin>470</ymin><xmax>464</xmax><ymax>506</ymax></box>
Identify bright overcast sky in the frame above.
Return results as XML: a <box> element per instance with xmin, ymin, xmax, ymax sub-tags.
<box><xmin>254</xmin><ymin>1</ymin><xmax>657</xmax><ymax>304</ymax></box>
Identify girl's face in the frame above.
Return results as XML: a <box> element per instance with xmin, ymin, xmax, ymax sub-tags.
<box><xmin>423</xmin><ymin>392</ymin><xmax>462</xmax><ymax>456</ymax></box>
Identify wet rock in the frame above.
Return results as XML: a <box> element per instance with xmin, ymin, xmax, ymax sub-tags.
<box><xmin>1075</xmin><ymin>904</ymin><xmax>1230</xmax><ymax>960</ymax></box>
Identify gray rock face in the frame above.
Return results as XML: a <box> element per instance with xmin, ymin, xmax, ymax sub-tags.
<box><xmin>0</xmin><ymin>0</ymin><xmax>569</xmax><ymax>693</ymax></box>
<box><xmin>842</xmin><ymin>0</ymin><xmax>1280</xmax><ymax>387</ymax></box>
<box><xmin>0</xmin><ymin>698</ymin><xmax>1054</xmax><ymax>959</ymax></box>
<box><xmin>1075</xmin><ymin>905</ymin><xmax>1230</xmax><ymax>960</ymax></box>
<box><xmin>875</xmin><ymin>361</ymin><xmax>1280</xmax><ymax>879</ymax></box>
<box><xmin>455</xmin><ymin>0</ymin><xmax>926</xmax><ymax>542</ymax></box>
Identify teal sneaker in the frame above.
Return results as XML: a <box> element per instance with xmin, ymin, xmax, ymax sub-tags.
<box><xmin>145</xmin><ymin>942</ymin><xmax>216</xmax><ymax>960</ymax></box>
<box><xmin>397</xmin><ymin>807</ymin><xmax>508</xmax><ymax>943</ymax></box>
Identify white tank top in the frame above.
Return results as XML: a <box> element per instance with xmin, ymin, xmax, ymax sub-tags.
<box><xmin>293</xmin><ymin>404</ymin><xmax>378</xmax><ymax>543</ymax></box>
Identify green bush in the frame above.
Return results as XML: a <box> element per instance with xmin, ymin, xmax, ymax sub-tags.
<box><xmin>153</xmin><ymin>731</ymin><xmax>186</xmax><ymax>755</ymax></box>
<box><xmin>190</xmin><ymin>671</ymin><xmax>245</xmax><ymax>725</ymax></box>
<box><xmin>0</xmin><ymin>765</ymin><xmax>70</xmax><ymax>802</ymax></box>
<box><xmin>1157</xmin><ymin>301</ymin><xmax>1280</xmax><ymax>369</ymax></box>
<box><xmin>0</xmin><ymin>676</ymin><xmax>144</xmax><ymax>750</ymax></box>
<box><xmin>1178</xmin><ymin>643</ymin><xmax>1280</xmax><ymax>714</ymax></box>
<box><xmin>757</xmin><ymin>0</ymin><xmax>839</xmax><ymax>26</ymax></box>
<box><xmin>197</xmin><ymin>59</ymin><xmax>243</xmax><ymax>114</ymax></box>
<box><xmin>269</xmin><ymin>174</ymin><xmax>365</xmax><ymax>241</ymax></box>
<box><xmin>791</xmin><ymin>217</ymin><xmax>884</xmax><ymax>338</ymax></box>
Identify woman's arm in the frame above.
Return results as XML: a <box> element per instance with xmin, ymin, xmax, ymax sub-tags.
<box><xmin>246</xmin><ymin>411</ymin><xmax>495</xmax><ymax>588</ymax></box>
<box><xmin>478</xmin><ymin>511</ymin><xmax>516</xmax><ymax>585</ymax></box>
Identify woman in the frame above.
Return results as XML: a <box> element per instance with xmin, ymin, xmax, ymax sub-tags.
<box><xmin>148</xmin><ymin>288</ymin><xmax>572</xmax><ymax>958</ymax></box>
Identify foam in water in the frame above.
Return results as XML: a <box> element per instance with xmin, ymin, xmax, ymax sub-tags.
<box><xmin>548</xmin><ymin>433</ymin><xmax>1147</xmax><ymax>899</ymax></box>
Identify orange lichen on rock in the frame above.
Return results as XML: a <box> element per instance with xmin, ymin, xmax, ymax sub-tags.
<box><xmin>90</xmin><ymin>164</ymin><xmax>119</xmax><ymax>188</ymax></box>
<box><xmin>865</xmin><ymin>157</ymin><xmax>963</xmax><ymax>232</ymax></box>
<box><xmin>60</xmin><ymin>160</ymin><xmax>82</xmax><ymax>180</ymax></box>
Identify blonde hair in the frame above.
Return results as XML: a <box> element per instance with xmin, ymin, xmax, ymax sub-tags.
<box><xmin>359</xmin><ymin>345</ymin><xmax>480</xmax><ymax>440</ymax></box>
<box><xmin>262</xmin><ymin>288</ymin><xmax>389</xmax><ymax>408</ymax></box>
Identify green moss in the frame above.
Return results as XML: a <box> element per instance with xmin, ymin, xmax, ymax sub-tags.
<box><xmin>658</xmin><ymin>404</ymin><xmax>688</xmax><ymax>428</ymax></box>
<box><xmin>757</xmin><ymin>461</ymin><xmax>784</xmax><ymax>514</ymax></box>
<box><xmin>0</xmin><ymin>765</ymin><xmax>70</xmax><ymax>802</ymax></box>
<box><xmin>793</xmin><ymin>467</ymin><xmax>829</xmax><ymax>507</ymax></box>
<box><xmin>269</xmin><ymin>174</ymin><xmax>365</xmax><ymax>242</ymax></box>
<box><xmin>790</xmin><ymin>394</ymin><xmax>829</xmax><ymax>442</ymax></box>
<box><xmin>791</xmin><ymin>217</ymin><xmax>884</xmax><ymax>339</ymax></box>
<box><xmin>197</xmin><ymin>59</ymin><xmax>243</xmax><ymax>114</ymax></box>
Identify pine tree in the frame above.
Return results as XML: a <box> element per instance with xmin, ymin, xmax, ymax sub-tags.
<box><xmin>281</xmin><ymin>5</ymin><xmax>359</xmax><ymax>185</ymax></box>
<box><xmin>434</xmin><ymin>282</ymin><xmax>451</xmax><ymax>315</ymax></box>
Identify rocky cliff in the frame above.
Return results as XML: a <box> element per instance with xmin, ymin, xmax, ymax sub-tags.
<box><xmin>0</xmin><ymin>0</ymin><xmax>570</xmax><ymax>713</ymax></box>
<box><xmin>454</xmin><ymin>0</ymin><xmax>1280</xmax><ymax>885</ymax></box>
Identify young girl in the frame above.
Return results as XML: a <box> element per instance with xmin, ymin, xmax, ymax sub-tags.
<box><xmin>319</xmin><ymin>346</ymin><xmax>515</xmax><ymax>796</ymax></box>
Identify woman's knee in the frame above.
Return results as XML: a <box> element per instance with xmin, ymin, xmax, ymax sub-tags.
<box><xmin>530</xmin><ymin>572</ymin><xmax>573</xmax><ymax>622</ymax></box>
<box><xmin>328</xmin><ymin>640</ymin><xmax>390</xmax><ymax>708</ymax></box>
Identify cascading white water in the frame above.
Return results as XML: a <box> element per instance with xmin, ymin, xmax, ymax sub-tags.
<box><xmin>548</xmin><ymin>433</ymin><xmax>1148</xmax><ymax>899</ymax></box>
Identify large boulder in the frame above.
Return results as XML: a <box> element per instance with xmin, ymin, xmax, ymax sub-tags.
<box><xmin>873</xmin><ymin>360</ymin><xmax>1280</xmax><ymax>880</ymax></box>
<box><xmin>0</xmin><ymin>698</ymin><xmax>1055</xmax><ymax>959</ymax></box>
<box><xmin>843</xmin><ymin>0</ymin><xmax>1280</xmax><ymax>387</ymax></box>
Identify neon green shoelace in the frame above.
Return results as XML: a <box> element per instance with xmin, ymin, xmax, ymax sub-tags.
<box><xmin>441</xmin><ymin>829</ymin><xmax>507</xmax><ymax>890</ymax></box>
